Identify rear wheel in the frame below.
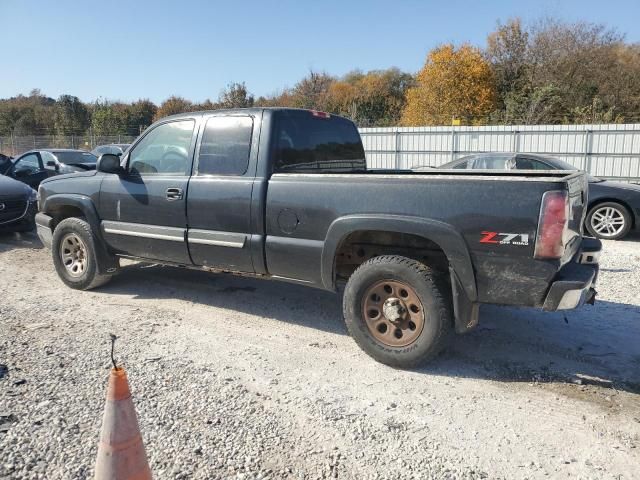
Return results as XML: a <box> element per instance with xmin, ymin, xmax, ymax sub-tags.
<box><xmin>52</xmin><ymin>217</ymin><xmax>112</xmax><ymax>290</ymax></box>
<box><xmin>585</xmin><ymin>202</ymin><xmax>632</xmax><ymax>240</ymax></box>
<box><xmin>343</xmin><ymin>255</ymin><xmax>453</xmax><ymax>368</ymax></box>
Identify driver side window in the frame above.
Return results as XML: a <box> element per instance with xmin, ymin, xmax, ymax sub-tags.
<box><xmin>128</xmin><ymin>120</ymin><xmax>195</xmax><ymax>175</ymax></box>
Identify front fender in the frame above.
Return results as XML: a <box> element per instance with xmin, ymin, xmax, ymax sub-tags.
<box><xmin>41</xmin><ymin>194</ymin><xmax>117</xmax><ymax>274</ymax></box>
<box><xmin>42</xmin><ymin>194</ymin><xmax>102</xmax><ymax>231</ymax></box>
<box><xmin>321</xmin><ymin>214</ymin><xmax>477</xmax><ymax>302</ymax></box>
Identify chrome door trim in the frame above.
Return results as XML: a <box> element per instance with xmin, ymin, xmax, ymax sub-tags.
<box><xmin>101</xmin><ymin>220</ymin><xmax>185</xmax><ymax>242</ymax></box>
<box><xmin>187</xmin><ymin>229</ymin><xmax>246</xmax><ymax>249</ymax></box>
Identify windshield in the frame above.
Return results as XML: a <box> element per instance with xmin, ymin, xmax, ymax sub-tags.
<box><xmin>54</xmin><ymin>151</ymin><xmax>98</xmax><ymax>164</ymax></box>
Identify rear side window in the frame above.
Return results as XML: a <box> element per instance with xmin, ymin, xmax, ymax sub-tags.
<box><xmin>516</xmin><ymin>158</ymin><xmax>552</xmax><ymax>170</ymax></box>
<box><xmin>273</xmin><ymin>111</ymin><xmax>366</xmax><ymax>173</ymax></box>
<box><xmin>470</xmin><ymin>156</ymin><xmax>515</xmax><ymax>169</ymax></box>
<box><xmin>197</xmin><ymin>116</ymin><xmax>253</xmax><ymax>176</ymax></box>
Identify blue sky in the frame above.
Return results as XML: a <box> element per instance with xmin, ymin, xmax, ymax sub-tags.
<box><xmin>2</xmin><ymin>0</ymin><xmax>640</xmax><ymax>104</ymax></box>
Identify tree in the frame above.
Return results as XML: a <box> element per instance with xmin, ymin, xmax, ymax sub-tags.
<box><xmin>218</xmin><ymin>82</ymin><xmax>254</xmax><ymax>108</ymax></box>
<box><xmin>90</xmin><ymin>101</ymin><xmax>130</xmax><ymax>135</ymax></box>
<box><xmin>154</xmin><ymin>96</ymin><xmax>193</xmax><ymax>120</ymax></box>
<box><xmin>54</xmin><ymin>95</ymin><xmax>90</xmax><ymax>135</ymax></box>
<box><xmin>401</xmin><ymin>44</ymin><xmax>497</xmax><ymax>126</ymax></box>
<box><xmin>326</xmin><ymin>68</ymin><xmax>414</xmax><ymax>126</ymax></box>
<box><xmin>127</xmin><ymin>99</ymin><xmax>157</xmax><ymax>134</ymax></box>
<box><xmin>486</xmin><ymin>18</ymin><xmax>529</xmax><ymax>109</ymax></box>
<box><xmin>486</xmin><ymin>18</ymin><xmax>638</xmax><ymax>124</ymax></box>
<box><xmin>289</xmin><ymin>70</ymin><xmax>335</xmax><ymax>110</ymax></box>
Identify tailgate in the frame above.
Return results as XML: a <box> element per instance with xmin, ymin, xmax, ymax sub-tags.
<box><xmin>563</xmin><ymin>172</ymin><xmax>589</xmax><ymax>260</ymax></box>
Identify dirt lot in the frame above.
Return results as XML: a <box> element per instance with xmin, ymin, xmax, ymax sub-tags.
<box><xmin>1</xmin><ymin>232</ymin><xmax>639</xmax><ymax>479</ymax></box>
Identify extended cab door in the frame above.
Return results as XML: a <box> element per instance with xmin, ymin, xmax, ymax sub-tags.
<box><xmin>98</xmin><ymin>118</ymin><xmax>197</xmax><ymax>264</ymax></box>
<box><xmin>185</xmin><ymin>113</ymin><xmax>260</xmax><ymax>272</ymax></box>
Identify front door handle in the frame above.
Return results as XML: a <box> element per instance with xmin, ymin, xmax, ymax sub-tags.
<box><xmin>166</xmin><ymin>187</ymin><xmax>183</xmax><ymax>201</ymax></box>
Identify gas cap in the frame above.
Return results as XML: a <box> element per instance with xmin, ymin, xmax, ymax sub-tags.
<box><xmin>277</xmin><ymin>209</ymin><xmax>299</xmax><ymax>234</ymax></box>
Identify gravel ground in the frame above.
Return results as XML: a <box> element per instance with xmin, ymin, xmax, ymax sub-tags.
<box><xmin>1</xmin><ymin>231</ymin><xmax>639</xmax><ymax>479</ymax></box>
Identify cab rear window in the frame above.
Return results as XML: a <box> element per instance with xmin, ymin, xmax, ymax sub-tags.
<box><xmin>272</xmin><ymin>111</ymin><xmax>366</xmax><ymax>173</ymax></box>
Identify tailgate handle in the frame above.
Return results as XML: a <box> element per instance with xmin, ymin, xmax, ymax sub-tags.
<box><xmin>166</xmin><ymin>187</ymin><xmax>183</xmax><ymax>201</ymax></box>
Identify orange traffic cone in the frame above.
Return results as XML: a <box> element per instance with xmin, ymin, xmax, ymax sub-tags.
<box><xmin>95</xmin><ymin>336</ymin><xmax>152</xmax><ymax>479</ymax></box>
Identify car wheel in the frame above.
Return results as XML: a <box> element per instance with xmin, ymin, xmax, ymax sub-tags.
<box><xmin>52</xmin><ymin>217</ymin><xmax>112</xmax><ymax>290</ymax></box>
<box><xmin>585</xmin><ymin>202</ymin><xmax>632</xmax><ymax>240</ymax></box>
<box><xmin>343</xmin><ymin>255</ymin><xmax>453</xmax><ymax>368</ymax></box>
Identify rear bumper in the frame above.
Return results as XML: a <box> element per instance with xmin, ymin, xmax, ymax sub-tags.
<box><xmin>35</xmin><ymin>212</ymin><xmax>53</xmax><ymax>249</ymax></box>
<box><xmin>542</xmin><ymin>237</ymin><xmax>601</xmax><ymax>311</ymax></box>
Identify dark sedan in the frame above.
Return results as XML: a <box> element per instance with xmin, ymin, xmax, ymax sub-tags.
<box><xmin>3</xmin><ymin>149</ymin><xmax>98</xmax><ymax>189</ymax></box>
<box><xmin>436</xmin><ymin>152</ymin><xmax>640</xmax><ymax>240</ymax></box>
<box><xmin>0</xmin><ymin>174</ymin><xmax>37</xmax><ymax>232</ymax></box>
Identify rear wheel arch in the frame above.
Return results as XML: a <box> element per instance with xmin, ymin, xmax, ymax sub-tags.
<box><xmin>321</xmin><ymin>215</ymin><xmax>477</xmax><ymax>302</ymax></box>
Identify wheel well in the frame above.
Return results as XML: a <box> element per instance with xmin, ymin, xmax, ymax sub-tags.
<box><xmin>588</xmin><ymin>198</ymin><xmax>635</xmax><ymax>228</ymax></box>
<box><xmin>48</xmin><ymin>205</ymin><xmax>85</xmax><ymax>229</ymax></box>
<box><xmin>334</xmin><ymin>230</ymin><xmax>449</xmax><ymax>284</ymax></box>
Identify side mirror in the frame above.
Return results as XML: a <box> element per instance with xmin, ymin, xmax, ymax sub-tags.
<box><xmin>46</xmin><ymin>160</ymin><xmax>59</xmax><ymax>171</ymax></box>
<box><xmin>97</xmin><ymin>154</ymin><xmax>123</xmax><ymax>174</ymax></box>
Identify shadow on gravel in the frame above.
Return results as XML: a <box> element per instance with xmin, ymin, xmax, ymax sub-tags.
<box><xmin>423</xmin><ymin>301</ymin><xmax>640</xmax><ymax>396</ymax></box>
<box><xmin>102</xmin><ymin>262</ymin><xmax>640</xmax><ymax>395</ymax></box>
<box><xmin>101</xmin><ymin>263</ymin><xmax>347</xmax><ymax>336</ymax></box>
<box><xmin>0</xmin><ymin>231</ymin><xmax>43</xmax><ymax>252</ymax></box>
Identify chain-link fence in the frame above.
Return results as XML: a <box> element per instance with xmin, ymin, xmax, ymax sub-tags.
<box><xmin>0</xmin><ymin>135</ymin><xmax>138</xmax><ymax>156</ymax></box>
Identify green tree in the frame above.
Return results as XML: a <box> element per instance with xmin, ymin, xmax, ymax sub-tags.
<box><xmin>326</xmin><ymin>68</ymin><xmax>414</xmax><ymax>126</ymax></box>
<box><xmin>218</xmin><ymin>82</ymin><xmax>254</xmax><ymax>108</ymax></box>
<box><xmin>127</xmin><ymin>99</ymin><xmax>157</xmax><ymax>135</ymax></box>
<box><xmin>54</xmin><ymin>95</ymin><xmax>90</xmax><ymax>135</ymax></box>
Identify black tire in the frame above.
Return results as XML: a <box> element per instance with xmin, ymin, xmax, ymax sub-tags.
<box><xmin>52</xmin><ymin>217</ymin><xmax>112</xmax><ymax>290</ymax></box>
<box><xmin>343</xmin><ymin>255</ymin><xmax>453</xmax><ymax>368</ymax></box>
<box><xmin>585</xmin><ymin>202</ymin><xmax>632</xmax><ymax>240</ymax></box>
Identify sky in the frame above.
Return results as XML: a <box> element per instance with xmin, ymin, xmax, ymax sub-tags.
<box><xmin>2</xmin><ymin>0</ymin><xmax>640</xmax><ymax>104</ymax></box>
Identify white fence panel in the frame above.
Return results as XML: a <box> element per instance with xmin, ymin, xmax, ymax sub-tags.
<box><xmin>359</xmin><ymin>124</ymin><xmax>640</xmax><ymax>182</ymax></box>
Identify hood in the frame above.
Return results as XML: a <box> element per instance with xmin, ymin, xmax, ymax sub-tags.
<box><xmin>41</xmin><ymin>169</ymin><xmax>98</xmax><ymax>185</ymax></box>
<box><xmin>59</xmin><ymin>162</ymin><xmax>97</xmax><ymax>173</ymax></box>
<box><xmin>0</xmin><ymin>174</ymin><xmax>33</xmax><ymax>199</ymax></box>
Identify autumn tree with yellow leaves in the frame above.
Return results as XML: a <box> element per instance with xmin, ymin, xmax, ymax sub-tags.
<box><xmin>401</xmin><ymin>44</ymin><xmax>497</xmax><ymax>126</ymax></box>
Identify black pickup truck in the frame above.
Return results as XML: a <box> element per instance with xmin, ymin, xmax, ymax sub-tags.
<box><xmin>35</xmin><ymin>108</ymin><xmax>601</xmax><ymax>367</ymax></box>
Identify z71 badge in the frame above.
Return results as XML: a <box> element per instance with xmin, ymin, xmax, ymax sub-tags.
<box><xmin>480</xmin><ymin>231</ymin><xmax>530</xmax><ymax>246</ymax></box>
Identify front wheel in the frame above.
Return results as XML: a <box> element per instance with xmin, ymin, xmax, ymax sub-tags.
<box><xmin>52</xmin><ymin>217</ymin><xmax>112</xmax><ymax>290</ymax></box>
<box><xmin>585</xmin><ymin>202</ymin><xmax>632</xmax><ymax>240</ymax></box>
<box><xmin>343</xmin><ymin>255</ymin><xmax>453</xmax><ymax>368</ymax></box>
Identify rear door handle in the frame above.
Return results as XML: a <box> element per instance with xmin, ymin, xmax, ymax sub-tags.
<box><xmin>166</xmin><ymin>187</ymin><xmax>183</xmax><ymax>201</ymax></box>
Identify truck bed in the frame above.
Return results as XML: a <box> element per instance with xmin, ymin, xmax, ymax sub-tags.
<box><xmin>264</xmin><ymin>169</ymin><xmax>588</xmax><ymax>308</ymax></box>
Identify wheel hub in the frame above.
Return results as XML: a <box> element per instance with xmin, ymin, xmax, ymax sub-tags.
<box><xmin>362</xmin><ymin>280</ymin><xmax>425</xmax><ymax>348</ymax></box>
<box><xmin>60</xmin><ymin>233</ymin><xmax>88</xmax><ymax>278</ymax></box>
<box><xmin>382</xmin><ymin>297</ymin><xmax>406</xmax><ymax>323</ymax></box>
<box><xmin>591</xmin><ymin>206</ymin><xmax>625</xmax><ymax>238</ymax></box>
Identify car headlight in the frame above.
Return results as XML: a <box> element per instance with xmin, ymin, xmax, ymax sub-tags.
<box><xmin>27</xmin><ymin>187</ymin><xmax>37</xmax><ymax>203</ymax></box>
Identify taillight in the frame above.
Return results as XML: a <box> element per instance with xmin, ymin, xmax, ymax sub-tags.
<box><xmin>534</xmin><ymin>190</ymin><xmax>569</xmax><ymax>259</ymax></box>
<box><xmin>310</xmin><ymin>110</ymin><xmax>330</xmax><ymax>119</ymax></box>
